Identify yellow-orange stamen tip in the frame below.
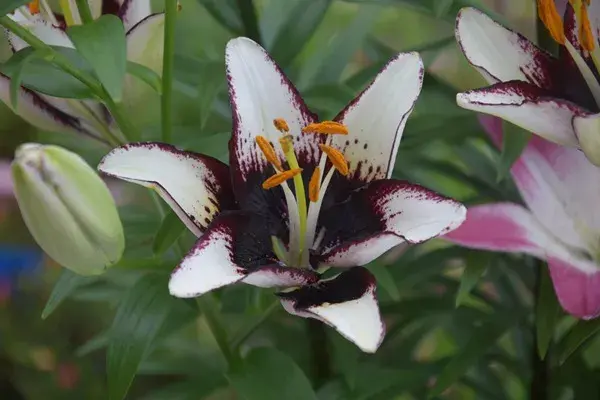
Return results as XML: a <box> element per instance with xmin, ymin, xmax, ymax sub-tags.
<box><xmin>537</xmin><ymin>0</ymin><xmax>565</xmax><ymax>44</ymax></box>
<box><xmin>302</xmin><ymin>121</ymin><xmax>349</xmax><ymax>135</ymax></box>
<box><xmin>580</xmin><ymin>3</ymin><xmax>595</xmax><ymax>51</ymax></box>
<box><xmin>262</xmin><ymin>168</ymin><xmax>303</xmax><ymax>189</ymax></box>
<box><xmin>273</xmin><ymin>118</ymin><xmax>290</xmax><ymax>133</ymax></box>
<box><xmin>256</xmin><ymin>136</ymin><xmax>282</xmax><ymax>170</ymax></box>
<box><xmin>308</xmin><ymin>167</ymin><xmax>321</xmax><ymax>202</ymax></box>
<box><xmin>319</xmin><ymin>144</ymin><xmax>349</xmax><ymax>176</ymax></box>
<box><xmin>278</xmin><ymin>135</ymin><xmax>293</xmax><ymax>153</ymax></box>
<box><xmin>28</xmin><ymin>0</ymin><xmax>40</xmax><ymax>14</ymax></box>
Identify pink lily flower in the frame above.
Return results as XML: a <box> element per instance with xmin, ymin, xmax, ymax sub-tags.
<box><xmin>445</xmin><ymin>115</ymin><xmax>600</xmax><ymax>319</ymax></box>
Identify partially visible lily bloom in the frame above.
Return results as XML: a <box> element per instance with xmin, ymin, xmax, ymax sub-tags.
<box><xmin>98</xmin><ymin>38</ymin><xmax>466</xmax><ymax>352</ymax></box>
<box><xmin>1</xmin><ymin>0</ymin><xmax>164</xmax><ymax>142</ymax></box>
<box><xmin>445</xmin><ymin>115</ymin><xmax>600</xmax><ymax>319</ymax></box>
<box><xmin>455</xmin><ymin>2</ymin><xmax>600</xmax><ymax>166</ymax></box>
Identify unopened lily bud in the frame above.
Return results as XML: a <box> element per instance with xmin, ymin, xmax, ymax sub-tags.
<box><xmin>11</xmin><ymin>144</ymin><xmax>124</xmax><ymax>275</ymax></box>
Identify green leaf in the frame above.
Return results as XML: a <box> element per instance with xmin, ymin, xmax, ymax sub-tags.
<box><xmin>557</xmin><ymin>318</ymin><xmax>600</xmax><ymax>364</ymax></box>
<box><xmin>429</xmin><ymin>311</ymin><xmax>522</xmax><ymax>397</ymax></box>
<box><xmin>196</xmin><ymin>0</ymin><xmax>242</xmax><ymax>34</ymax></box>
<box><xmin>369</xmin><ymin>261</ymin><xmax>400</xmax><ymax>302</ymax></box>
<box><xmin>455</xmin><ymin>251</ymin><xmax>492</xmax><ymax>307</ymax></box>
<box><xmin>41</xmin><ymin>269</ymin><xmax>96</xmax><ymax>319</ymax></box>
<box><xmin>497</xmin><ymin>121</ymin><xmax>531</xmax><ymax>182</ymax></box>
<box><xmin>152</xmin><ymin>210</ymin><xmax>186</xmax><ymax>256</ymax></box>
<box><xmin>433</xmin><ymin>0</ymin><xmax>454</xmax><ymax>16</ymax></box>
<box><xmin>127</xmin><ymin>61</ymin><xmax>162</xmax><ymax>94</ymax></box>
<box><xmin>68</xmin><ymin>15</ymin><xmax>127</xmax><ymax>101</ymax></box>
<box><xmin>536</xmin><ymin>265</ymin><xmax>561</xmax><ymax>359</ymax></box>
<box><xmin>107</xmin><ymin>274</ymin><xmax>178</xmax><ymax>400</ymax></box>
<box><xmin>0</xmin><ymin>0</ymin><xmax>28</xmax><ymax>16</ymax></box>
<box><xmin>1</xmin><ymin>46</ymin><xmax>97</xmax><ymax>98</ymax></box>
<box><xmin>228</xmin><ymin>347</ymin><xmax>318</xmax><ymax>400</ymax></box>
<box><xmin>9</xmin><ymin>50</ymin><xmax>37</xmax><ymax>109</ymax></box>
<box><xmin>268</xmin><ymin>0</ymin><xmax>333</xmax><ymax>68</ymax></box>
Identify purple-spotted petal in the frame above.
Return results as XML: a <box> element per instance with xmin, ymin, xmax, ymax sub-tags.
<box><xmin>169</xmin><ymin>212</ymin><xmax>318</xmax><ymax>298</ymax></box>
<box><xmin>118</xmin><ymin>0</ymin><xmax>152</xmax><ymax>31</ymax></box>
<box><xmin>225</xmin><ymin>37</ymin><xmax>319</xmax><ymax>200</ymax></box>
<box><xmin>456</xmin><ymin>7</ymin><xmax>559</xmax><ymax>87</ymax></box>
<box><xmin>98</xmin><ymin>143</ymin><xmax>235</xmax><ymax>236</ymax></box>
<box><xmin>6</xmin><ymin>12</ymin><xmax>73</xmax><ymax>51</ymax></box>
<box><xmin>457</xmin><ymin>80</ymin><xmax>584</xmax><ymax>147</ymax></box>
<box><xmin>0</xmin><ymin>74</ymin><xmax>100</xmax><ymax>140</ymax></box>
<box><xmin>278</xmin><ymin>267</ymin><xmax>384</xmax><ymax>353</ymax></box>
<box><xmin>319</xmin><ymin>180</ymin><xmax>466</xmax><ymax>267</ymax></box>
<box><xmin>332</xmin><ymin>52</ymin><xmax>423</xmax><ymax>182</ymax></box>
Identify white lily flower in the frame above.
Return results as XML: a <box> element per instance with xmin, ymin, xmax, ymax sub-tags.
<box><xmin>455</xmin><ymin>1</ymin><xmax>600</xmax><ymax>166</ymax></box>
<box><xmin>1</xmin><ymin>0</ymin><xmax>164</xmax><ymax>142</ymax></box>
<box><xmin>98</xmin><ymin>38</ymin><xmax>466</xmax><ymax>353</ymax></box>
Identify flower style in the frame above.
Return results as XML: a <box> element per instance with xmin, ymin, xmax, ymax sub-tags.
<box><xmin>445</xmin><ymin>115</ymin><xmax>600</xmax><ymax>320</ymax></box>
<box><xmin>455</xmin><ymin>1</ymin><xmax>600</xmax><ymax>166</ymax></box>
<box><xmin>1</xmin><ymin>0</ymin><xmax>164</xmax><ymax>142</ymax></box>
<box><xmin>98</xmin><ymin>38</ymin><xmax>466</xmax><ymax>352</ymax></box>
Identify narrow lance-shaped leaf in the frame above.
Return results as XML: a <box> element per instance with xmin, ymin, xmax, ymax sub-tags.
<box><xmin>557</xmin><ymin>319</ymin><xmax>600</xmax><ymax>365</ymax></box>
<box><xmin>41</xmin><ymin>269</ymin><xmax>97</xmax><ymax>319</ymax></box>
<box><xmin>0</xmin><ymin>0</ymin><xmax>29</xmax><ymax>16</ymax></box>
<box><xmin>9</xmin><ymin>50</ymin><xmax>37</xmax><ymax>109</ymax></box>
<box><xmin>455</xmin><ymin>251</ymin><xmax>491</xmax><ymax>307</ymax></box>
<box><xmin>536</xmin><ymin>264</ymin><xmax>561</xmax><ymax>359</ymax></box>
<box><xmin>497</xmin><ymin>120</ymin><xmax>531</xmax><ymax>182</ymax></box>
<box><xmin>68</xmin><ymin>15</ymin><xmax>127</xmax><ymax>101</ymax></box>
<box><xmin>152</xmin><ymin>210</ymin><xmax>186</xmax><ymax>256</ymax></box>
<box><xmin>127</xmin><ymin>61</ymin><xmax>162</xmax><ymax>94</ymax></box>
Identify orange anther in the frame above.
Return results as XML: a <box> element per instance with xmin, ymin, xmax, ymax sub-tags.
<box><xmin>579</xmin><ymin>2</ymin><xmax>595</xmax><ymax>51</ymax></box>
<box><xmin>273</xmin><ymin>118</ymin><xmax>290</xmax><ymax>133</ymax></box>
<box><xmin>256</xmin><ymin>136</ymin><xmax>282</xmax><ymax>170</ymax></box>
<box><xmin>308</xmin><ymin>167</ymin><xmax>321</xmax><ymax>202</ymax></box>
<box><xmin>302</xmin><ymin>121</ymin><xmax>349</xmax><ymax>135</ymax></box>
<box><xmin>262</xmin><ymin>168</ymin><xmax>303</xmax><ymax>189</ymax></box>
<box><xmin>319</xmin><ymin>144</ymin><xmax>349</xmax><ymax>176</ymax></box>
<box><xmin>28</xmin><ymin>0</ymin><xmax>40</xmax><ymax>14</ymax></box>
<box><xmin>278</xmin><ymin>135</ymin><xmax>294</xmax><ymax>154</ymax></box>
<box><xmin>537</xmin><ymin>0</ymin><xmax>565</xmax><ymax>44</ymax></box>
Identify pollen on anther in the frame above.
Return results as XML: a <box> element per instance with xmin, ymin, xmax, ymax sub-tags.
<box><xmin>319</xmin><ymin>144</ymin><xmax>349</xmax><ymax>176</ymax></box>
<box><xmin>262</xmin><ymin>168</ymin><xmax>303</xmax><ymax>189</ymax></box>
<box><xmin>273</xmin><ymin>118</ymin><xmax>290</xmax><ymax>133</ymax></box>
<box><xmin>308</xmin><ymin>167</ymin><xmax>321</xmax><ymax>202</ymax></box>
<box><xmin>302</xmin><ymin>121</ymin><xmax>349</xmax><ymax>135</ymax></box>
<box><xmin>278</xmin><ymin>135</ymin><xmax>294</xmax><ymax>153</ymax></box>
<box><xmin>579</xmin><ymin>2</ymin><xmax>595</xmax><ymax>51</ymax></box>
<box><xmin>537</xmin><ymin>0</ymin><xmax>565</xmax><ymax>44</ymax></box>
<box><xmin>256</xmin><ymin>136</ymin><xmax>282</xmax><ymax>170</ymax></box>
<box><xmin>28</xmin><ymin>0</ymin><xmax>40</xmax><ymax>14</ymax></box>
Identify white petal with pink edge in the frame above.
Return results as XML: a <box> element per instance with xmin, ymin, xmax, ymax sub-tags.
<box><xmin>455</xmin><ymin>7</ymin><xmax>558</xmax><ymax>87</ymax></box>
<box><xmin>548</xmin><ymin>257</ymin><xmax>600</xmax><ymax>320</ymax></box>
<box><xmin>278</xmin><ymin>268</ymin><xmax>385</xmax><ymax>353</ymax></box>
<box><xmin>225</xmin><ymin>37</ymin><xmax>319</xmax><ymax>188</ymax></box>
<box><xmin>332</xmin><ymin>52</ymin><xmax>423</xmax><ymax>181</ymax></box>
<box><xmin>98</xmin><ymin>143</ymin><xmax>234</xmax><ymax>236</ymax></box>
<box><xmin>457</xmin><ymin>81</ymin><xmax>583</xmax><ymax>147</ymax></box>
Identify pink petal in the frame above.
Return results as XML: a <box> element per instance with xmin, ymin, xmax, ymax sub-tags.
<box><xmin>548</xmin><ymin>257</ymin><xmax>600</xmax><ymax>319</ymax></box>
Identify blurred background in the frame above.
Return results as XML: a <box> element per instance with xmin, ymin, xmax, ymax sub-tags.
<box><xmin>4</xmin><ymin>0</ymin><xmax>596</xmax><ymax>399</ymax></box>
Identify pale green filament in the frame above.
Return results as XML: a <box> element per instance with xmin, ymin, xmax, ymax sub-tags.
<box><xmin>271</xmin><ymin>236</ymin><xmax>288</xmax><ymax>265</ymax></box>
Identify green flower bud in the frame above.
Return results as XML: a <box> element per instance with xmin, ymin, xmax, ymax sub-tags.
<box><xmin>11</xmin><ymin>143</ymin><xmax>124</xmax><ymax>275</ymax></box>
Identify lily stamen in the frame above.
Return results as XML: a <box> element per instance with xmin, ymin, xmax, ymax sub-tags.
<box><xmin>256</xmin><ymin>135</ymin><xmax>282</xmax><ymax>170</ymax></box>
<box><xmin>308</xmin><ymin>167</ymin><xmax>321</xmax><ymax>202</ymax></box>
<box><xmin>579</xmin><ymin>1</ymin><xmax>595</xmax><ymax>51</ymax></box>
<box><xmin>273</xmin><ymin>118</ymin><xmax>290</xmax><ymax>133</ymax></box>
<box><xmin>319</xmin><ymin>144</ymin><xmax>349</xmax><ymax>176</ymax></box>
<box><xmin>302</xmin><ymin>121</ymin><xmax>349</xmax><ymax>135</ymax></box>
<box><xmin>262</xmin><ymin>168</ymin><xmax>303</xmax><ymax>189</ymax></box>
<box><xmin>537</xmin><ymin>0</ymin><xmax>565</xmax><ymax>44</ymax></box>
<box><xmin>28</xmin><ymin>0</ymin><xmax>40</xmax><ymax>15</ymax></box>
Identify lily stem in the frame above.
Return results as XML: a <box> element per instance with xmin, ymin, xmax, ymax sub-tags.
<box><xmin>74</xmin><ymin>0</ymin><xmax>94</xmax><ymax>24</ymax></box>
<box><xmin>196</xmin><ymin>296</ymin><xmax>243</xmax><ymax>371</ymax></box>
<box><xmin>161</xmin><ymin>0</ymin><xmax>178</xmax><ymax>143</ymax></box>
<box><xmin>235</xmin><ymin>0</ymin><xmax>262</xmax><ymax>44</ymax></box>
<box><xmin>530</xmin><ymin>261</ymin><xmax>549</xmax><ymax>400</ymax></box>
<box><xmin>103</xmin><ymin>94</ymin><xmax>141</xmax><ymax>141</ymax></box>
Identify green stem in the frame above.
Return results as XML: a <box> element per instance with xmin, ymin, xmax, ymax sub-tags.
<box><xmin>230</xmin><ymin>300</ymin><xmax>279</xmax><ymax>348</ymax></box>
<box><xmin>103</xmin><ymin>95</ymin><xmax>141</xmax><ymax>141</ymax></box>
<box><xmin>161</xmin><ymin>0</ymin><xmax>177</xmax><ymax>143</ymax></box>
<box><xmin>74</xmin><ymin>0</ymin><xmax>94</xmax><ymax>24</ymax></box>
<box><xmin>196</xmin><ymin>296</ymin><xmax>242</xmax><ymax>371</ymax></box>
<box><xmin>236</xmin><ymin>0</ymin><xmax>262</xmax><ymax>44</ymax></box>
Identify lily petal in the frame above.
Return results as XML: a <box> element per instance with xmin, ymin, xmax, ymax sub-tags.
<box><xmin>98</xmin><ymin>143</ymin><xmax>235</xmax><ymax>236</ymax></box>
<box><xmin>169</xmin><ymin>212</ymin><xmax>319</xmax><ymax>298</ymax></box>
<box><xmin>7</xmin><ymin>12</ymin><xmax>73</xmax><ymax>52</ymax></box>
<box><xmin>225</xmin><ymin>37</ymin><xmax>319</xmax><ymax>200</ymax></box>
<box><xmin>319</xmin><ymin>180</ymin><xmax>466</xmax><ymax>267</ymax></box>
<box><xmin>548</xmin><ymin>257</ymin><xmax>600</xmax><ymax>319</ymax></box>
<box><xmin>455</xmin><ymin>7</ymin><xmax>559</xmax><ymax>87</ymax></box>
<box><xmin>332</xmin><ymin>52</ymin><xmax>423</xmax><ymax>182</ymax></box>
<box><xmin>573</xmin><ymin>113</ymin><xmax>600</xmax><ymax>166</ymax></box>
<box><xmin>118</xmin><ymin>0</ymin><xmax>152</xmax><ymax>32</ymax></box>
<box><xmin>0</xmin><ymin>74</ymin><xmax>99</xmax><ymax>139</ymax></box>
<box><xmin>278</xmin><ymin>267</ymin><xmax>384</xmax><ymax>353</ymax></box>
<box><xmin>457</xmin><ymin>80</ymin><xmax>584</xmax><ymax>147</ymax></box>
<box><xmin>481</xmin><ymin>115</ymin><xmax>600</xmax><ymax>253</ymax></box>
